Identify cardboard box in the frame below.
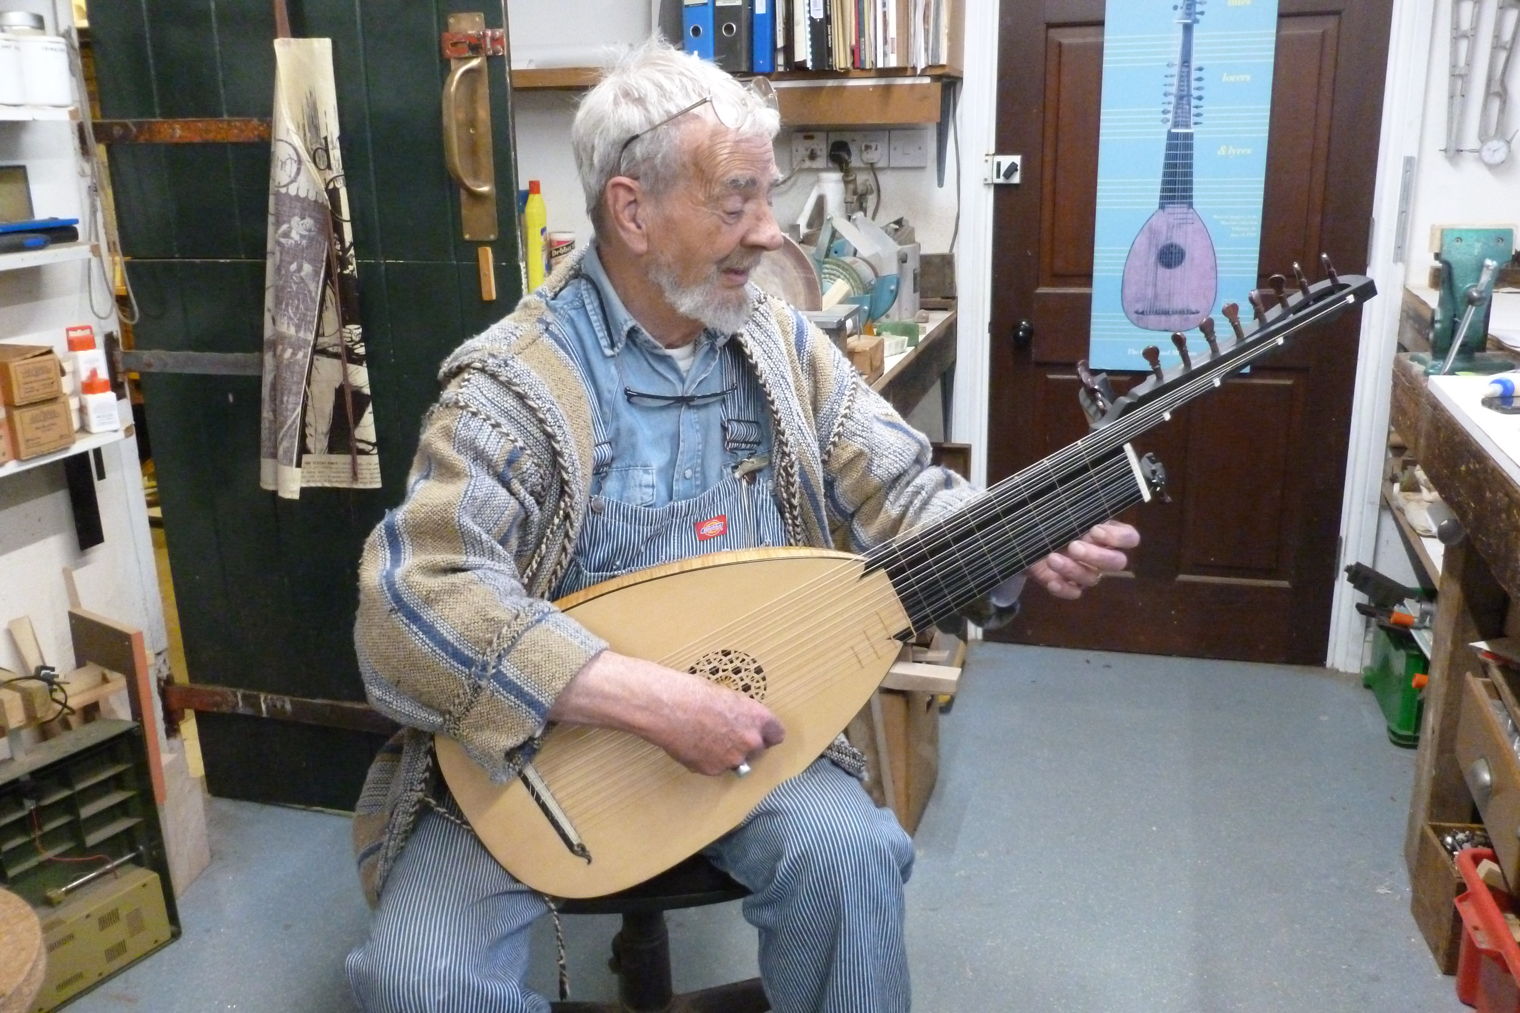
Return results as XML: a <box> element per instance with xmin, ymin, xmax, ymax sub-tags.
<box><xmin>0</xmin><ymin>343</ymin><xmax>63</xmax><ymax>406</ymax></box>
<box><xmin>0</xmin><ymin>411</ymin><xmax>11</xmax><ymax>465</ymax></box>
<box><xmin>37</xmin><ymin>865</ymin><xmax>173</xmax><ymax>1010</ymax></box>
<box><xmin>6</xmin><ymin>396</ymin><xmax>74</xmax><ymax>459</ymax></box>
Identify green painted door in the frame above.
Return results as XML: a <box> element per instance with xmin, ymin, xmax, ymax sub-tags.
<box><xmin>90</xmin><ymin>1</ymin><xmax>522</xmax><ymax>809</ymax></box>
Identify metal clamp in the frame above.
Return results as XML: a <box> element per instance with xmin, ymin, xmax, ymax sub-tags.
<box><xmin>441</xmin><ymin>28</ymin><xmax>505</xmax><ymax>60</ymax></box>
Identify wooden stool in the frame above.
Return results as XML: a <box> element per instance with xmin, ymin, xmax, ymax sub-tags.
<box><xmin>550</xmin><ymin>856</ymin><xmax>769</xmax><ymax>1013</ymax></box>
<box><xmin>0</xmin><ymin>888</ymin><xmax>45</xmax><ymax>1013</ymax></box>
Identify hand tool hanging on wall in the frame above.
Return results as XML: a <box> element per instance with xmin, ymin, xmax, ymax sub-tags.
<box><xmin>1477</xmin><ymin>0</ymin><xmax>1520</xmax><ymax>165</ymax></box>
<box><xmin>441</xmin><ymin>13</ymin><xmax>504</xmax><ymax>301</ymax></box>
<box><xmin>1446</xmin><ymin>0</ymin><xmax>1481</xmax><ymax>155</ymax></box>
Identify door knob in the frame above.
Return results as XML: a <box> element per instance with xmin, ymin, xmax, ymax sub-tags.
<box><xmin>1013</xmin><ymin>320</ymin><xmax>1033</xmax><ymax>348</ymax></box>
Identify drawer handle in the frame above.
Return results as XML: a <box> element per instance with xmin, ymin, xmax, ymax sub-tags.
<box><xmin>1467</xmin><ymin>757</ymin><xmax>1494</xmax><ymax>808</ymax></box>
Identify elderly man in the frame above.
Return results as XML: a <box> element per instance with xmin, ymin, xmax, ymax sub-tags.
<box><xmin>345</xmin><ymin>36</ymin><xmax>1138</xmax><ymax>1013</ymax></box>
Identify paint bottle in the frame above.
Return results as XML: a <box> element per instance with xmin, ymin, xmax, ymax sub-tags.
<box><xmin>79</xmin><ymin>369</ymin><xmax>119</xmax><ymax>434</ymax></box>
<box><xmin>66</xmin><ymin>324</ymin><xmax>107</xmax><ymax>396</ymax></box>
<box><xmin>523</xmin><ymin>180</ymin><xmax>548</xmax><ymax>289</ymax></box>
<box><xmin>0</xmin><ymin>12</ymin><xmax>71</xmax><ymax>108</ymax></box>
<box><xmin>1484</xmin><ymin>373</ymin><xmax>1520</xmax><ymax>400</ymax></box>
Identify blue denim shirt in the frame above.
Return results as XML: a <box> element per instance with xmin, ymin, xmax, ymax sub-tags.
<box><xmin>543</xmin><ymin>245</ymin><xmax>763</xmax><ymax>508</ymax></box>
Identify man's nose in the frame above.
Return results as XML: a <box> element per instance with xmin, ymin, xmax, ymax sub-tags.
<box><xmin>745</xmin><ymin>203</ymin><xmax>785</xmax><ymax>252</ymax></box>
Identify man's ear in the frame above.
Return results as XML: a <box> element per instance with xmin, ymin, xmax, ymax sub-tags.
<box><xmin>604</xmin><ymin>177</ymin><xmax>650</xmax><ymax>255</ymax></box>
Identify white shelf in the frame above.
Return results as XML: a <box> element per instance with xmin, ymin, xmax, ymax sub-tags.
<box><xmin>0</xmin><ymin>423</ymin><xmax>131</xmax><ymax>480</ymax></box>
<box><xmin>0</xmin><ymin>241</ymin><xmax>93</xmax><ymax>272</ymax></box>
<box><xmin>0</xmin><ymin>104</ymin><xmax>77</xmax><ymax>122</ymax></box>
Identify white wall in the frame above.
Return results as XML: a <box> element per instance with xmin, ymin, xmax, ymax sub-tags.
<box><xmin>504</xmin><ymin>0</ymin><xmax>967</xmax><ymax>274</ymax></box>
<box><xmin>1404</xmin><ymin>0</ymin><xmax>1520</xmax><ymax>277</ymax></box>
<box><xmin>0</xmin><ymin>0</ymin><xmax>167</xmax><ymax>744</ymax></box>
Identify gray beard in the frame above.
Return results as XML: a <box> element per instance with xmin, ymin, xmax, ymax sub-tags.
<box><xmin>648</xmin><ymin>257</ymin><xmax>755</xmax><ymax>335</ymax></box>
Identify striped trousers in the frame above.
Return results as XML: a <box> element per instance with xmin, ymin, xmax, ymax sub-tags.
<box><xmin>345</xmin><ymin>758</ymin><xmax>914</xmax><ymax>1012</ymax></box>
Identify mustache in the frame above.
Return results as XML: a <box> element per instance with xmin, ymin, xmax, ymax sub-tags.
<box><xmin>718</xmin><ymin>253</ymin><xmax>761</xmax><ymax>273</ymax></box>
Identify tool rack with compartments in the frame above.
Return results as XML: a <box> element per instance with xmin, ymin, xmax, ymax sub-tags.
<box><xmin>0</xmin><ymin>718</ymin><xmax>178</xmax><ymax>1010</ymax></box>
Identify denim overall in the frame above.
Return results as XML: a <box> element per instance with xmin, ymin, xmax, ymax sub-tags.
<box><xmin>548</xmin><ymin>308</ymin><xmax>789</xmax><ymax>599</ymax></box>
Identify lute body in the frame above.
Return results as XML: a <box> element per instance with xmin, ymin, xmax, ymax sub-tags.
<box><xmin>438</xmin><ymin>548</ymin><xmax>908</xmax><ymax>898</ymax></box>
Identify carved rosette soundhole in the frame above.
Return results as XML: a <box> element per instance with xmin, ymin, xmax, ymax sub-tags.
<box><xmin>689</xmin><ymin>649</ymin><xmax>767</xmax><ymax>700</ymax></box>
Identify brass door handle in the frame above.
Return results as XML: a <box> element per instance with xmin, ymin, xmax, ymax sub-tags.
<box><xmin>442</xmin><ymin>54</ymin><xmax>494</xmax><ymax>197</ymax></box>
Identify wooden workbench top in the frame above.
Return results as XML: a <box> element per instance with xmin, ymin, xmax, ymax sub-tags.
<box><xmin>1389</xmin><ymin>354</ymin><xmax>1520</xmax><ymax>602</ymax></box>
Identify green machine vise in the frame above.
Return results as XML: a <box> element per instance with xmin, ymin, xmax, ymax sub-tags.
<box><xmin>1428</xmin><ymin>227</ymin><xmax>1514</xmax><ymax>374</ymax></box>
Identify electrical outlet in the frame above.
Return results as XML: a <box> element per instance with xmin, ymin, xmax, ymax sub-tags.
<box><xmin>826</xmin><ymin>131</ymin><xmax>865</xmax><ymax>168</ymax></box>
<box><xmin>888</xmin><ymin>128</ymin><xmax>929</xmax><ymax>169</ymax></box>
<box><xmin>858</xmin><ymin>130</ymin><xmax>889</xmax><ymax>166</ymax></box>
<box><xmin>790</xmin><ymin>131</ymin><xmax>828</xmax><ymax>171</ymax></box>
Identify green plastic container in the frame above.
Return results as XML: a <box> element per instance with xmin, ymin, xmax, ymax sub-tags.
<box><xmin>1363</xmin><ymin>626</ymin><xmax>1427</xmax><ymax>747</ymax></box>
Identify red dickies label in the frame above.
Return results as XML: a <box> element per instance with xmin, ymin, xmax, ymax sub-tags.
<box><xmin>696</xmin><ymin>515</ymin><xmax>728</xmax><ymax>541</ymax></box>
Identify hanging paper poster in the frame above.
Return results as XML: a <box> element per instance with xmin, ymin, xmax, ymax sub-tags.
<box><xmin>1088</xmin><ymin>0</ymin><xmax>1279</xmax><ymax>369</ymax></box>
<box><xmin>259</xmin><ymin>37</ymin><xmax>381</xmax><ymax>499</ymax></box>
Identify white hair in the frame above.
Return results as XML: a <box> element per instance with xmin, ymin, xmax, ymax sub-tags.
<box><xmin>571</xmin><ymin>36</ymin><xmax>780</xmax><ymax>232</ymax></box>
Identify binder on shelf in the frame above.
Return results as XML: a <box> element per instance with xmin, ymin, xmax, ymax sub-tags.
<box><xmin>683</xmin><ymin>0</ymin><xmax>715</xmax><ymax>61</ymax></box>
<box><xmin>805</xmin><ymin>0</ymin><xmax>830</xmax><ymax>69</ymax></box>
<box><xmin>752</xmin><ymin>0</ymin><xmax>775</xmax><ymax>73</ymax></box>
<box><xmin>653</xmin><ymin>0</ymin><xmax>683</xmax><ymax>44</ymax></box>
<box><xmin>714</xmin><ymin>0</ymin><xmax>751</xmax><ymax>73</ymax></box>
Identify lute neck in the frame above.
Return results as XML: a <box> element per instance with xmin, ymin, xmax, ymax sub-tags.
<box><xmin>1159</xmin><ymin>18</ymin><xmax>1198</xmax><ymax>208</ymax></box>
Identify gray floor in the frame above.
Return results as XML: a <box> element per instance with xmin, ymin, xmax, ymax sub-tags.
<box><xmin>67</xmin><ymin>643</ymin><xmax>1461</xmax><ymax>1011</ymax></box>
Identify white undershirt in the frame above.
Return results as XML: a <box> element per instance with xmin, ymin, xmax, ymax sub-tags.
<box><xmin>662</xmin><ymin>340</ymin><xmax>698</xmax><ymax>376</ymax></box>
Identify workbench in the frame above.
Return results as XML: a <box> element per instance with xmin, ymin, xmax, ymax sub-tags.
<box><xmin>872</xmin><ymin>307</ymin><xmax>957</xmax><ymax>436</ymax></box>
<box><xmin>1392</xmin><ymin>350</ymin><xmax>1520</xmax><ymax>971</ymax></box>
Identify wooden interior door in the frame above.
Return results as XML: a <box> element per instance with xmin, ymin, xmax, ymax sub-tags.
<box><xmin>986</xmin><ymin>0</ymin><xmax>1392</xmax><ymax>664</ymax></box>
<box><xmin>89</xmin><ymin>1</ymin><xmax>520</xmax><ymax>809</ymax></box>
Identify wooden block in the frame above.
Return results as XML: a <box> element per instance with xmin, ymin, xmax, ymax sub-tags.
<box><xmin>6</xmin><ymin>616</ymin><xmax>46</xmax><ymax>674</ymax></box>
<box><xmin>846</xmin><ymin>688</ymin><xmax>941</xmax><ymax>834</ymax></box>
<box><xmin>1480</xmin><ymin>857</ymin><xmax>1510</xmax><ymax>893</ymax></box>
<box><xmin>882</xmin><ymin>660</ymin><xmax>961</xmax><ymax>695</ymax></box>
<box><xmin>159</xmin><ymin>741</ymin><xmax>211</xmax><ymax>897</ymax></box>
<box><xmin>847</xmin><ymin>335</ymin><xmax>884</xmax><ymax>382</ymax></box>
<box><xmin>0</xmin><ymin>667</ymin><xmax>23</xmax><ymax>730</ymax></box>
<box><xmin>69</xmin><ymin>609</ymin><xmax>164</xmax><ymax>804</ymax></box>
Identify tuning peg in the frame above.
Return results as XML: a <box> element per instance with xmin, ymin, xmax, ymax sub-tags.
<box><xmin>1292</xmin><ymin>262</ymin><xmax>1312</xmax><ymax>300</ymax></box>
<box><xmin>1320</xmin><ymin>252</ymin><xmax>1340</xmax><ymax>287</ymax></box>
<box><xmin>1221</xmin><ymin>302</ymin><xmax>1245</xmax><ymax>342</ymax></box>
<box><xmin>1076</xmin><ymin>359</ymin><xmax>1117</xmax><ymax>421</ymax></box>
<box><xmin>1170</xmin><ymin>331</ymin><xmax>1192</xmax><ymax>370</ymax></box>
<box><xmin>1141</xmin><ymin>346</ymin><xmax>1163</xmax><ymax>380</ymax></box>
<box><xmin>1199</xmin><ymin>316</ymin><xmax>1219</xmax><ymax>356</ymax></box>
<box><xmin>1248</xmin><ymin>290</ymin><xmax>1267</xmax><ymax>322</ymax></box>
<box><xmin>1269</xmin><ymin>274</ymin><xmax>1288</xmax><ymax>308</ymax></box>
<box><xmin>1076</xmin><ymin>359</ymin><xmax>1105</xmax><ymax>407</ymax></box>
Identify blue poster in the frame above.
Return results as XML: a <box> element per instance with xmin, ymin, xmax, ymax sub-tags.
<box><xmin>1089</xmin><ymin>0</ymin><xmax>1279</xmax><ymax>369</ymax></box>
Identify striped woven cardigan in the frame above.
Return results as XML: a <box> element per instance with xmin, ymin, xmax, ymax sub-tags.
<box><xmin>349</xmin><ymin>257</ymin><xmax>985</xmax><ymax>905</ymax></box>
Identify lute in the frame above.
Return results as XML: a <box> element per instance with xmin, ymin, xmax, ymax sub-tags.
<box><xmin>1120</xmin><ymin>0</ymin><xmax>1218</xmax><ymax>331</ymax></box>
<box><xmin>438</xmin><ymin>259</ymin><xmax>1377</xmax><ymax>898</ymax></box>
